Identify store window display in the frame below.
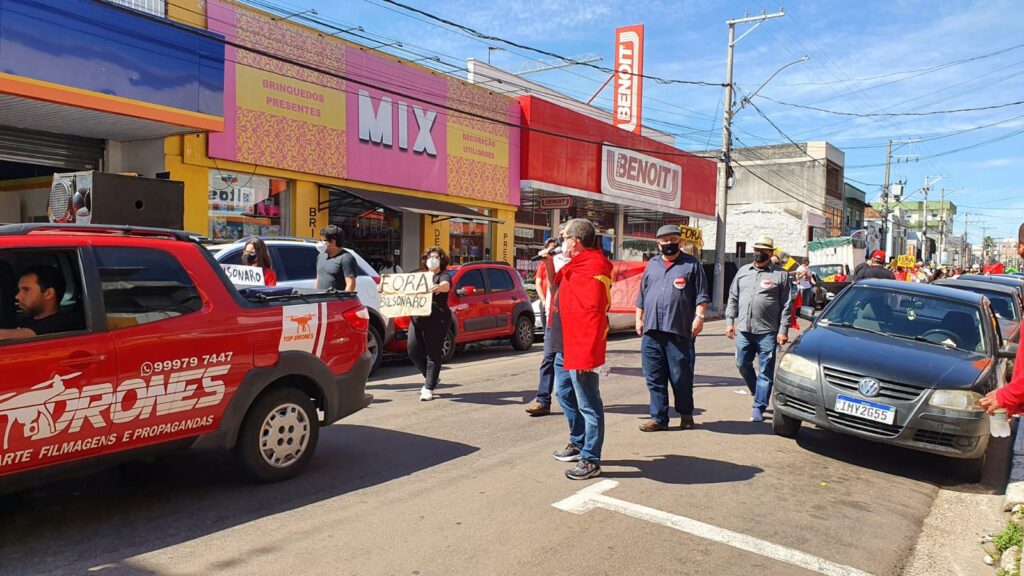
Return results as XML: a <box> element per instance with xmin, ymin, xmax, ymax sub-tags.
<box><xmin>208</xmin><ymin>171</ymin><xmax>290</xmax><ymax>241</ymax></box>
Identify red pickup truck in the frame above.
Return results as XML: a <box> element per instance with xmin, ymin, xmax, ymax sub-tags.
<box><xmin>0</xmin><ymin>224</ymin><xmax>372</xmax><ymax>491</ymax></box>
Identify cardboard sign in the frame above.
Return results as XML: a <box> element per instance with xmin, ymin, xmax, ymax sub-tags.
<box><xmin>679</xmin><ymin>225</ymin><xmax>703</xmax><ymax>249</ymax></box>
<box><xmin>896</xmin><ymin>255</ymin><xmax>916</xmax><ymax>269</ymax></box>
<box><xmin>380</xmin><ymin>272</ymin><xmax>434</xmax><ymax>318</ymax></box>
<box><xmin>222</xmin><ymin>264</ymin><xmax>264</xmax><ymax>286</ymax></box>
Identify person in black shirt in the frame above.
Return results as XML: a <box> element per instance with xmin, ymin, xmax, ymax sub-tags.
<box><xmin>852</xmin><ymin>250</ymin><xmax>896</xmax><ymax>282</ymax></box>
<box><xmin>315</xmin><ymin>225</ymin><xmax>359</xmax><ymax>291</ymax></box>
<box><xmin>0</xmin><ymin>266</ymin><xmax>76</xmax><ymax>341</ymax></box>
<box><xmin>408</xmin><ymin>247</ymin><xmax>453</xmax><ymax>401</ymax></box>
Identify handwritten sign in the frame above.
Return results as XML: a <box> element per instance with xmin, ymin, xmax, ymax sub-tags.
<box><xmin>380</xmin><ymin>272</ymin><xmax>433</xmax><ymax>318</ymax></box>
<box><xmin>222</xmin><ymin>264</ymin><xmax>265</xmax><ymax>286</ymax></box>
<box><xmin>679</xmin><ymin>225</ymin><xmax>703</xmax><ymax>249</ymax></box>
<box><xmin>896</xmin><ymin>255</ymin><xmax>916</xmax><ymax>269</ymax></box>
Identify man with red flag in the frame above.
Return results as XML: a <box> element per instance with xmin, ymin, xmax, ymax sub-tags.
<box><xmin>538</xmin><ymin>218</ymin><xmax>613</xmax><ymax>480</ymax></box>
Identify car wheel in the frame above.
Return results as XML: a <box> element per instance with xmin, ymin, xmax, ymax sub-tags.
<box><xmin>442</xmin><ymin>329</ymin><xmax>456</xmax><ymax>363</ymax></box>
<box><xmin>510</xmin><ymin>315</ymin><xmax>535</xmax><ymax>351</ymax></box>
<box><xmin>237</xmin><ymin>387</ymin><xmax>319</xmax><ymax>483</ymax></box>
<box><xmin>771</xmin><ymin>405</ymin><xmax>801</xmax><ymax>438</ymax></box>
<box><xmin>367</xmin><ymin>325</ymin><xmax>383</xmax><ymax>374</ymax></box>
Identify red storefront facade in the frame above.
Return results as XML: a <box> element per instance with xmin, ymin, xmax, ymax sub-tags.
<box><xmin>514</xmin><ymin>95</ymin><xmax>718</xmax><ymax>276</ymax></box>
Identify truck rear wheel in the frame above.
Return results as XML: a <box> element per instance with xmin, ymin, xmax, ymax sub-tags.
<box><xmin>237</xmin><ymin>387</ymin><xmax>320</xmax><ymax>482</ymax></box>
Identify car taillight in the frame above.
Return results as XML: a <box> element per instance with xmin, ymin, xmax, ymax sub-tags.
<box><xmin>343</xmin><ymin>306</ymin><xmax>370</xmax><ymax>332</ymax></box>
<box><xmin>373</xmin><ymin>276</ymin><xmax>381</xmax><ymax>285</ymax></box>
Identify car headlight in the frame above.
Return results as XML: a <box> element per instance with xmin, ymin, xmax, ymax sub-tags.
<box><xmin>928</xmin><ymin>390</ymin><xmax>984</xmax><ymax>412</ymax></box>
<box><xmin>778</xmin><ymin>353</ymin><xmax>818</xmax><ymax>380</ymax></box>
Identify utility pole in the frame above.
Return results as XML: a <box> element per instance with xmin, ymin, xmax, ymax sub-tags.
<box><xmin>882</xmin><ymin>139</ymin><xmax>892</xmax><ymax>252</ymax></box>
<box><xmin>712</xmin><ymin>8</ymin><xmax>785</xmax><ymax>313</ymax></box>
<box><xmin>921</xmin><ymin>177</ymin><xmax>929</xmax><ymax>263</ymax></box>
<box><xmin>938</xmin><ymin>188</ymin><xmax>946</xmax><ymax>267</ymax></box>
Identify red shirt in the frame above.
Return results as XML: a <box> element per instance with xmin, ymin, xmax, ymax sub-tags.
<box><xmin>997</xmin><ymin>339</ymin><xmax>1024</xmax><ymax>415</ymax></box>
<box><xmin>263</xmin><ymin>268</ymin><xmax>277</xmax><ymax>287</ymax></box>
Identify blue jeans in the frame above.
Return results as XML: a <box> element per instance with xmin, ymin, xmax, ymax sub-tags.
<box><xmin>554</xmin><ymin>352</ymin><xmax>604</xmax><ymax>464</ymax></box>
<box><xmin>735</xmin><ymin>332</ymin><xmax>779</xmax><ymax>411</ymax></box>
<box><xmin>535</xmin><ymin>325</ymin><xmax>556</xmax><ymax>407</ymax></box>
<box><xmin>641</xmin><ymin>331</ymin><xmax>695</xmax><ymax>425</ymax></box>
<box><xmin>801</xmin><ymin>287</ymin><xmax>814</xmax><ymax>307</ymax></box>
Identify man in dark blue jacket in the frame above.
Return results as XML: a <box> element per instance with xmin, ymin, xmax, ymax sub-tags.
<box><xmin>635</xmin><ymin>225</ymin><xmax>710</xmax><ymax>431</ymax></box>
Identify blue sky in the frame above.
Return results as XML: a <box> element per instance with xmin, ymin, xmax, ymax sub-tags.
<box><xmin>268</xmin><ymin>0</ymin><xmax>1023</xmax><ymax>243</ymax></box>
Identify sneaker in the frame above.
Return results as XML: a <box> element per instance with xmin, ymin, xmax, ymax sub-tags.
<box><xmin>679</xmin><ymin>416</ymin><xmax>696</xmax><ymax>430</ymax></box>
<box><xmin>750</xmin><ymin>407</ymin><xmax>765</xmax><ymax>422</ymax></box>
<box><xmin>525</xmin><ymin>401</ymin><xmax>551</xmax><ymax>417</ymax></box>
<box><xmin>552</xmin><ymin>443</ymin><xmax>581</xmax><ymax>462</ymax></box>
<box><xmin>639</xmin><ymin>419</ymin><xmax>669</xmax><ymax>432</ymax></box>
<box><xmin>565</xmin><ymin>460</ymin><xmax>602</xmax><ymax>481</ymax></box>
<box><xmin>420</xmin><ymin>387</ymin><xmax>434</xmax><ymax>401</ymax></box>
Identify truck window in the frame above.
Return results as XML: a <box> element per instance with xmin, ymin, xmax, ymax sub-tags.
<box><xmin>0</xmin><ymin>250</ymin><xmax>86</xmax><ymax>340</ymax></box>
<box><xmin>94</xmin><ymin>247</ymin><xmax>203</xmax><ymax>329</ymax></box>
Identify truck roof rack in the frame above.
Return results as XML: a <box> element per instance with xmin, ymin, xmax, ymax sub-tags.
<box><xmin>0</xmin><ymin>223</ymin><xmax>199</xmax><ymax>242</ymax></box>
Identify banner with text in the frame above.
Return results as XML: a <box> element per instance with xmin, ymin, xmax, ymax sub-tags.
<box><xmin>379</xmin><ymin>272</ymin><xmax>434</xmax><ymax>318</ymax></box>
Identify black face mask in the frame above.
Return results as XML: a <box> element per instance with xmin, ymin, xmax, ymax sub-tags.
<box><xmin>244</xmin><ymin>253</ymin><xmax>257</xmax><ymax>264</ymax></box>
<box><xmin>659</xmin><ymin>243</ymin><xmax>680</xmax><ymax>257</ymax></box>
<box><xmin>753</xmin><ymin>251</ymin><xmax>770</xmax><ymax>264</ymax></box>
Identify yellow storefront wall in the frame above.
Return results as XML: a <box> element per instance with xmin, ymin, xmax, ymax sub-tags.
<box><xmin>164</xmin><ymin>133</ymin><xmax>517</xmax><ymax>264</ymax></box>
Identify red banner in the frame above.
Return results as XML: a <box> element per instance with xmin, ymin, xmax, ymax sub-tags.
<box><xmin>613</xmin><ymin>25</ymin><xmax>644</xmax><ymax>134</ymax></box>
<box><xmin>609</xmin><ymin>260</ymin><xmax>648</xmax><ymax>314</ymax></box>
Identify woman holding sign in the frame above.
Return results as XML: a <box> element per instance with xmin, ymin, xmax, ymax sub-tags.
<box><xmin>243</xmin><ymin>238</ymin><xmax>277</xmax><ymax>286</ymax></box>
<box><xmin>409</xmin><ymin>247</ymin><xmax>452</xmax><ymax>401</ymax></box>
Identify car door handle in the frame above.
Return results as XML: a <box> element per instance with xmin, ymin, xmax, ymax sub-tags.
<box><xmin>60</xmin><ymin>354</ymin><xmax>108</xmax><ymax>367</ymax></box>
<box><xmin>483</xmin><ymin>299</ymin><xmax>491</xmax><ymax>304</ymax></box>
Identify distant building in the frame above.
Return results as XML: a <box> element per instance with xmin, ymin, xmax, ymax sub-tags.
<box><xmin>843</xmin><ymin>182</ymin><xmax>868</xmax><ymax>234</ymax></box>
<box><xmin>695</xmin><ymin>142</ymin><xmax>845</xmax><ymax>259</ymax></box>
<box><xmin>864</xmin><ymin>205</ymin><xmax>908</xmax><ymax>258</ymax></box>
<box><xmin>870</xmin><ymin>200</ymin><xmax>956</xmax><ymax>264</ymax></box>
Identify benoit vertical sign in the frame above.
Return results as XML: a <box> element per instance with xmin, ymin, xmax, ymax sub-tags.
<box><xmin>613</xmin><ymin>25</ymin><xmax>645</xmax><ymax>134</ymax></box>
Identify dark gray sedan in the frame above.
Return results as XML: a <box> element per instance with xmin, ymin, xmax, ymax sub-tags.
<box><xmin>773</xmin><ymin>280</ymin><xmax>1016</xmax><ymax>480</ymax></box>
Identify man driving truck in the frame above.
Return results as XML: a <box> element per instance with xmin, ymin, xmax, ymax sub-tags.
<box><xmin>0</xmin><ymin>266</ymin><xmax>75</xmax><ymax>341</ymax></box>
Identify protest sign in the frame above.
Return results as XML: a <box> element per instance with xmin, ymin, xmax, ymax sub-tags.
<box><xmin>222</xmin><ymin>264</ymin><xmax>264</xmax><ymax>286</ymax></box>
<box><xmin>380</xmin><ymin>272</ymin><xmax>434</xmax><ymax>318</ymax></box>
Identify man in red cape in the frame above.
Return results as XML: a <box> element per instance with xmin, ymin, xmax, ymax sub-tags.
<box><xmin>540</xmin><ymin>218</ymin><xmax>613</xmax><ymax>480</ymax></box>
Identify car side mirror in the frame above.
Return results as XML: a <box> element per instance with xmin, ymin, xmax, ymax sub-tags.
<box><xmin>798</xmin><ymin>306</ymin><xmax>819</xmax><ymax>321</ymax></box>
<box><xmin>998</xmin><ymin>343</ymin><xmax>1018</xmax><ymax>360</ymax></box>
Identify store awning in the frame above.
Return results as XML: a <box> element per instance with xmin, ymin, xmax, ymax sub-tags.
<box><xmin>323</xmin><ymin>186</ymin><xmax>503</xmax><ymax>224</ymax></box>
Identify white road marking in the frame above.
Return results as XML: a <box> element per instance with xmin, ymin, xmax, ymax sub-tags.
<box><xmin>553</xmin><ymin>480</ymin><xmax>874</xmax><ymax>576</ymax></box>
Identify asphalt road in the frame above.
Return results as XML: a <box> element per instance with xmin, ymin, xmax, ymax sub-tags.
<box><xmin>0</xmin><ymin>320</ymin><xmax>1010</xmax><ymax>576</ymax></box>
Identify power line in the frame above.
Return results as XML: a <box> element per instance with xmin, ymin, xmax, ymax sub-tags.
<box><xmin>376</xmin><ymin>0</ymin><xmax>725</xmax><ymax>87</ymax></box>
<box><xmin>773</xmin><ymin>40</ymin><xmax>1024</xmax><ymax>87</ymax></box>
<box><xmin>756</xmin><ymin>95</ymin><xmax>1024</xmax><ymax>117</ymax></box>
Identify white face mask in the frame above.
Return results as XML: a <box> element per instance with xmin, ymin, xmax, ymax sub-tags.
<box><xmin>316</xmin><ymin>241</ymin><xmax>327</xmax><ymax>254</ymax></box>
<box><xmin>426</xmin><ymin>257</ymin><xmax>441</xmax><ymax>270</ymax></box>
<box><xmin>560</xmin><ymin>238</ymin><xmax>572</xmax><ymax>255</ymax></box>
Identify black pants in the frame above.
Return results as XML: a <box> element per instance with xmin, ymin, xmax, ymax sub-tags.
<box><xmin>408</xmin><ymin>312</ymin><xmax>452</xmax><ymax>390</ymax></box>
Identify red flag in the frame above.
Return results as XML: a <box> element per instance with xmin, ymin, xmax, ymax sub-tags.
<box><xmin>984</xmin><ymin>262</ymin><xmax>1005</xmax><ymax>276</ymax></box>
<box><xmin>790</xmin><ymin>291</ymin><xmax>802</xmax><ymax>331</ymax></box>
<box><xmin>556</xmin><ymin>248</ymin><xmax>613</xmax><ymax>371</ymax></box>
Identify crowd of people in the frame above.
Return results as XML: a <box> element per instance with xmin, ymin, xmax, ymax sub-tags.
<box><xmin>226</xmin><ymin>221</ymin><xmax>1024</xmax><ymax>481</ymax></box>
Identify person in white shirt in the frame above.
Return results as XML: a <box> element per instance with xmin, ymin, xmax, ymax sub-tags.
<box><xmin>795</xmin><ymin>258</ymin><xmax>814</xmax><ymax>307</ymax></box>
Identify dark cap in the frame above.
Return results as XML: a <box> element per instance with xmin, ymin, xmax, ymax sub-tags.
<box><xmin>656</xmin><ymin>224</ymin><xmax>682</xmax><ymax>238</ymax></box>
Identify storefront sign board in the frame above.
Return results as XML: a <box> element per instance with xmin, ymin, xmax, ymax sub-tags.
<box><xmin>207</xmin><ymin>0</ymin><xmax>520</xmax><ymax>206</ymax></box>
<box><xmin>539</xmin><ymin>197</ymin><xmax>573</xmax><ymax>209</ymax></box>
<box><xmin>601</xmin><ymin>145</ymin><xmax>682</xmax><ymax>208</ymax></box>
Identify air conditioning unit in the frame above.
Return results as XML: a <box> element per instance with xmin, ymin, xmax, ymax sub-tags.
<box><xmin>49</xmin><ymin>171</ymin><xmax>184</xmax><ymax>229</ymax></box>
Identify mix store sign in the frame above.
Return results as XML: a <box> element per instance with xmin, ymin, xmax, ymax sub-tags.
<box><xmin>207</xmin><ymin>0</ymin><xmax>520</xmax><ymax>206</ymax></box>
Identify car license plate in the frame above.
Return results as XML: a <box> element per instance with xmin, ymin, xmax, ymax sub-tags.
<box><xmin>835</xmin><ymin>394</ymin><xmax>896</xmax><ymax>425</ymax></box>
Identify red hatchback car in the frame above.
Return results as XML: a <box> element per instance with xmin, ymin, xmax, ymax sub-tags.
<box><xmin>385</xmin><ymin>261</ymin><xmax>535</xmax><ymax>361</ymax></box>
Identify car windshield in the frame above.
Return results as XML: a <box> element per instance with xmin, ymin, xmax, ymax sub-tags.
<box><xmin>819</xmin><ymin>286</ymin><xmax>988</xmax><ymax>354</ymax></box>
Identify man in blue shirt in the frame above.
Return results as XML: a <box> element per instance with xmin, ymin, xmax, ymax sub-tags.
<box><xmin>634</xmin><ymin>225</ymin><xmax>710</xmax><ymax>431</ymax></box>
